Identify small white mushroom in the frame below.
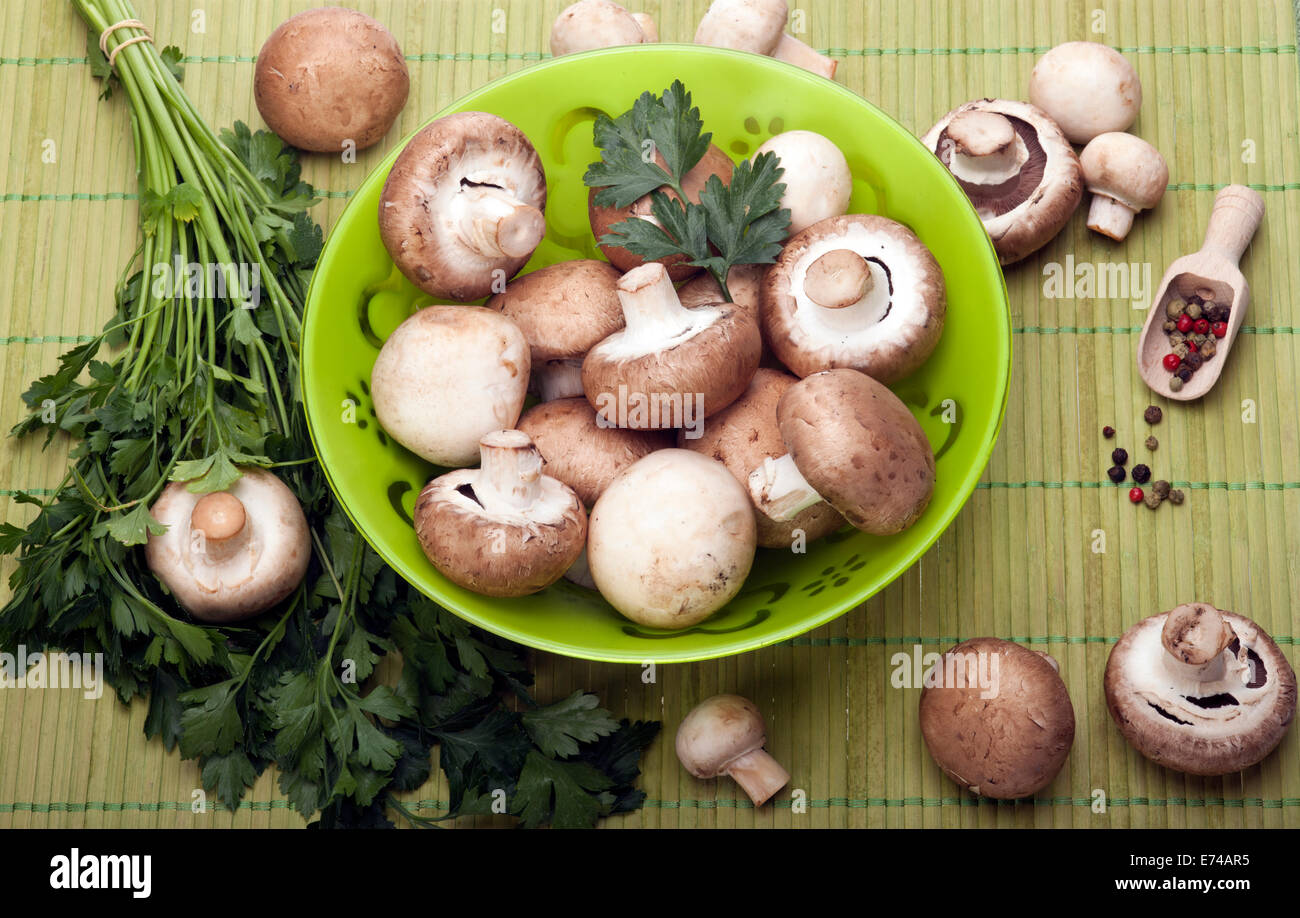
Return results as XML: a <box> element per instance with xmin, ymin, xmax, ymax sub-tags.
<box><xmin>145</xmin><ymin>469</ymin><xmax>310</xmax><ymax>623</ymax></box>
<box><xmin>695</xmin><ymin>0</ymin><xmax>836</xmax><ymax>79</ymax></box>
<box><xmin>413</xmin><ymin>430</ymin><xmax>587</xmax><ymax>597</ymax></box>
<box><xmin>754</xmin><ymin>130</ymin><xmax>852</xmax><ymax>237</ymax></box>
<box><xmin>550</xmin><ymin>0</ymin><xmax>650</xmax><ymax>56</ymax></box>
<box><xmin>1079</xmin><ymin>132</ymin><xmax>1169</xmax><ymax>241</ymax></box>
<box><xmin>631</xmin><ymin>12</ymin><xmax>658</xmax><ymax>42</ymax></box>
<box><xmin>676</xmin><ymin>694</ymin><xmax>791</xmax><ymax>806</ymax></box>
<box><xmin>370</xmin><ymin>306</ymin><xmax>530</xmax><ymax>467</ymax></box>
<box><xmin>1029</xmin><ymin>41</ymin><xmax>1142</xmax><ymax>145</ymax></box>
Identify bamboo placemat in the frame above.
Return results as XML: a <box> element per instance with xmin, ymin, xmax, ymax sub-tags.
<box><xmin>1</xmin><ymin>0</ymin><xmax>1298</xmax><ymax>828</ymax></box>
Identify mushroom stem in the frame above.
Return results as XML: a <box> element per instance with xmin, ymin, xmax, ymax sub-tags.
<box><xmin>535</xmin><ymin>359</ymin><xmax>586</xmax><ymax>401</ymax></box>
<box><xmin>748</xmin><ymin>453</ymin><xmax>824</xmax><ymax>521</ymax></box>
<box><xmin>189</xmin><ymin>492</ymin><xmax>249</xmax><ymax>561</ymax></box>
<box><xmin>724</xmin><ymin>747</ymin><xmax>791</xmax><ymax>806</ymax></box>
<box><xmin>804</xmin><ymin>249</ymin><xmax>872</xmax><ymax>308</ymax></box>
<box><xmin>1086</xmin><ymin>194</ymin><xmax>1137</xmax><ymax>241</ymax></box>
<box><xmin>615</xmin><ymin>263</ymin><xmax>697</xmax><ymax>341</ymax></box>
<box><xmin>453</xmin><ymin>185</ymin><xmax>547</xmax><ymax>259</ymax></box>
<box><xmin>945</xmin><ymin>110</ymin><xmax>1028</xmax><ymax>186</ymax></box>
<box><xmin>1161</xmin><ymin>604</ymin><xmax>1236</xmax><ymax>683</ymax></box>
<box><xmin>771</xmin><ymin>33</ymin><xmax>837</xmax><ymax>79</ymax></box>
<box><xmin>473</xmin><ymin>430</ymin><xmax>544</xmax><ymax>513</ymax></box>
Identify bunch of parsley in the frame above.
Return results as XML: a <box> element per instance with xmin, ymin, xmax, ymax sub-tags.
<box><xmin>584</xmin><ymin>81</ymin><xmax>791</xmax><ymax>302</ymax></box>
<box><xmin>0</xmin><ymin>0</ymin><xmax>657</xmax><ymax>828</ymax></box>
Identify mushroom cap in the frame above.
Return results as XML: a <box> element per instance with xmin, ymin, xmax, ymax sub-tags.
<box><xmin>777</xmin><ymin>368</ymin><xmax>934</xmax><ymax>534</ymax></box>
<box><xmin>486</xmin><ymin>260</ymin><xmax>625</xmax><ymax>363</ymax></box>
<box><xmin>1079</xmin><ymin>131</ymin><xmax>1169</xmax><ymax>211</ymax></box>
<box><xmin>582</xmin><ymin>268</ymin><xmax>762</xmax><ymax>428</ymax></box>
<box><xmin>922</xmin><ymin>99</ymin><xmax>1083</xmax><ymax>265</ymax></box>
<box><xmin>1029</xmin><ymin>41</ymin><xmax>1142</xmax><ymax>144</ymax></box>
<box><xmin>145</xmin><ymin>469</ymin><xmax>311</xmax><ymax>623</ymax></box>
<box><xmin>253</xmin><ymin>8</ymin><xmax>409</xmax><ymax>153</ymax></box>
<box><xmin>677</xmin><ymin>368</ymin><xmax>844</xmax><ymax>547</ymax></box>
<box><xmin>550</xmin><ymin>0</ymin><xmax>648</xmax><ymax>56</ymax></box>
<box><xmin>587</xmin><ymin>449</ymin><xmax>757</xmax><ymax>629</ymax></box>
<box><xmin>676</xmin><ymin>263</ymin><xmax>765</xmax><ymax>324</ymax></box>
<box><xmin>413</xmin><ymin>431</ymin><xmax>587</xmax><ymax>597</ymax></box>
<box><xmin>675</xmin><ymin>694</ymin><xmax>769</xmax><ymax>778</ymax></box>
<box><xmin>694</xmin><ymin>0</ymin><xmax>789</xmax><ymax>55</ymax></box>
<box><xmin>589</xmin><ymin>144</ymin><xmax>735</xmax><ymax>281</ymax></box>
<box><xmin>1105</xmin><ymin>604</ymin><xmax>1297</xmax><ymax>776</ymax></box>
<box><xmin>754</xmin><ymin>130</ymin><xmax>852</xmax><ymax>236</ymax></box>
<box><xmin>762</xmin><ymin>214</ymin><xmax>946</xmax><ymax>382</ymax></box>
<box><xmin>379</xmin><ymin>112</ymin><xmax>547</xmax><ymax>302</ymax></box>
<box><xmin>370</xmin><ymin>305</ymin><xmax>530</xmax><ymax>467</ymax></box>
<box><xmin>516</xmin><ymin>397</ymin><xmax>671</xmax><ymax>507</ymax></box>
<box><xmin>919</xmin><ymin>637</ymin><xmax>1076</xmax><ymax>799</ymax></box>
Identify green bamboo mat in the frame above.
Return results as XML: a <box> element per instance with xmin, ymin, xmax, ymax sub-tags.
<box><xmin>2</xmin><ymin>0</ymin><xmax>1299</xmax><ymax>829</ymax></box>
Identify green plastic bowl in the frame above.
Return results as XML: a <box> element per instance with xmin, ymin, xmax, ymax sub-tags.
<box><xmin>302</xmin><ymin>45</ymin><xmax>1010</xmax><ymax>664</ymax></box>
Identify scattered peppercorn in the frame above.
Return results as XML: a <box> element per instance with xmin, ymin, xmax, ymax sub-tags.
<box><xmin>1132</xmin><ymin>464</ymin><xmax>1151</xmax><ymax>484</ymax></box>
<box><xmin>1169</xmin><ymin>377</ymin><xmax>1184</xmax><ymax>392</ymax></box>
<box><xmin>1144</xmin><ymin>406</ymin><xmax>1163</xmax><ymax>424</ymax></box>
<box><xmin>1169</xmin><ymin>489</ymin><xmax>1185</xmax><ymax>505</ymax></box>
<box><xmin>1108</xmin><ymin>465</ymin><xmax>1126</xmax><ymax>483</ymax></box>
<box><xmin>1144</xmin><ymin>491</ymin><xmax>1163</xmax><ymax>509</ymax></box>
<box><xmin>1102</xmin><ymin>425</ymin><xmax>1115</xmax><ymax>438</ymax></box>
<box><xmin>1112</xmin><ymin>448</ymin><xmax>1128</xmax><ymax>465</ymax></box>
<box><xmin>1153</xmin><ymin>479</ymin><xmax>1170</xmax><ymax>498</ymax></box>
<box><xmin>1176</xmin><ymin>314</ymin><xmax>1194</xmax><ymax>333</ymax></box>
<box><xmin>1145</xmin><ymin>436</ymin><xmax>1159</xmax><ymax>451</ymax></box>
<box><xmin>1185</xmin><ymin>351</ymin><xmax>1204</xmax><ymax>371</ymax></box>
<box><xmin>1129</xmin><ymin>487</ymin><xmax>1144</xmax><ymax>503</ymax></box>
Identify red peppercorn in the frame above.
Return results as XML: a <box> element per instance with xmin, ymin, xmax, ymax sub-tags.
<box><xmin>1162</xmin><ymin>353</ymin><xmax>1181</xmax><ymax>371</ymax></box>
<box><xmin>1211</xmin><ymin>321</ymin><xmax>1228</xmax><ymax>338</ymax></box>
<box><xmin>1176</xmin><ymin>314</ymin><xmax>1194</xmax><ymax>333</ymax></box>
<box><xmin>1194</xmin><ymin>318</ymin><xmax>1211</xmax><ymax>335</ymax></box>
<box><xmin>1188</xmin><ymin>341</ymin><xmax>1199</xmax><ymax>353</ymax></box>
<box><xmin>1129</xmin><ymin>487</ymin><xmax>1144</xmax><ymax>503</ymax></box>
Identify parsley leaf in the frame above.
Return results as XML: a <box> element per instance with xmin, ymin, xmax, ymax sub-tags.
<box><xmin>513</xmin><ymin>751</ymin><xmax>614</xmax><ymax>829</ymax></box>
<box><xmin>522</xmin><ymin>691</ymin><xmax>620</xmax><ymax>758</ymax></box>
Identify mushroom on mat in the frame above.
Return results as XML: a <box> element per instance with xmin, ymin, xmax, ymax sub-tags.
<box><xmin>761</xmin><ymin>214</ymin><xmax>945</xmax><ymax>382</ymax></box>
<box><xmin>146</xmin><ymin>469</ymin><xmax>310</xmax><ymax>623</ymax></box>
<box><xmin>550</xmin><ymin>0</ymin><xmax>651</xmax><ymax>56</ymax></box>
<box><xmin>379</xmin><ymin>112</ymin><xmax>547</xmax><ymax>302</ymax></box>
<box><xmin>695</xmin><ymin>0</ymin><xmax>837</xmax><ymax>79</ymax></box>
<box><xmin>922</xmin><ymin>100</ymin><xmax>1082</xmax><ymax>264</ymax></box>
<box><xmin>414</xmin><ymin>430</ymin><xmax>587</xmax><ymax>597</ymax></box>
<box><xmin>1079</xmin><ymin>132</ymin><xmax>1169</xmax><ymax>241</ymax></box>
<box><xmin>1105</xmin><ymin>603</ymin><xmax>1297</xmax><ymax>776</ymax></box>
<box><xmin>1029</xmin><ymin>41</ymin><xmax>1142</xmax><ymax>145</ymax></box>
<box><xmin>676</xmin><ymin>694</ymin><xmax>790</xmax><ymax>806</ymax></box>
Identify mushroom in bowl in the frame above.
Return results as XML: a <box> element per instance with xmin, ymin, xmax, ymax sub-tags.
<box><xmin>1105</xmin><ymin>603</ymin><xmax>1297</xmax><ymax>776</ymax></box>
<box><xmin>921</xmin><ymin>100</ymin><xmax>1083</xmax><ymax>265</ymax></box>
<box><xmin>753</xmin><ymin>130</ymin><xmax>853</xmax><ymax>237</ymax></box>
<box><xmin>379</xmin><ymin>112</ymin><xmax>547</xmax><ymax>302</ymax></box>
<box><xmin>761</xmin><ymin>214</ymin><xmax>945</xmax><ymax>383</ymax></box>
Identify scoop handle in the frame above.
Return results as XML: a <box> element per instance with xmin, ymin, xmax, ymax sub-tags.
<box><xmin>1201</xmin><ymin>184</ymin><xmax>1264</xmax><ymax>264</ymax></box>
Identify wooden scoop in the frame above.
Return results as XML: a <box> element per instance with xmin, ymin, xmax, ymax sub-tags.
<box><xmin>1138</xmin><ymin>184</ymin><xmax>1264</xmax><ymax>401</ymax></box>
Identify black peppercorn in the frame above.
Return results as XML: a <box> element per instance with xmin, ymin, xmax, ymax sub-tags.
<box><xmin>1132</xmin><ymin>464</ymin><xmax>1151</xmax><ymax>484</ymax></box>
<box><xmin>1144</xmin><ymin>406</ymin><xmax>1163</xmax><ymax>425</ymax></box>
<box><xmin>1111</xmin><ymin>448</ymin><xmax>1129</xmax><ymax>465</ymax></box>
<box><xmin>1102</xmin><ymin>426</ymin><xmax>1115</xmax><ymax>438</ymax></box>
<box><xmin>1185</xmin><ymin>351</ymin><xmax>1204</xmax><ymax>371</ymax></box>
<box><xmin>1107</xmin><ymin>466</ymin><xmax>1126</xmax><ymax>483</ymax></box>
<box><xmin>1176</xmin><ymin>366</ymin><xmax>1193</xmax><ymax>382</ymax></box>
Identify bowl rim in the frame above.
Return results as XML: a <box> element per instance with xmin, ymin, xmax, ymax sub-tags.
<box><xmin>302</xmin><ymin>43</ymin><xmax>1012</xmax><ymax>664</ymax></box>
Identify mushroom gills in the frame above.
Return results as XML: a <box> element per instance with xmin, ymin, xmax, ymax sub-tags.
<box><xmin>937</xmin><ymin>115</ymin><xmax>1046</xmax><ymax>219</ymax></box>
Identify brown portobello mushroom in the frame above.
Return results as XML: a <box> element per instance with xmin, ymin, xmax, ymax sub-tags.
<box><xmin>678</xmin><ymin>368</ymin><xmax>843</xmax><ymax>549</ymax></box>
<box><xmin>1105</xmin><ymin>603</ymin><xmax>1297</xmax><ymax>776</ymax></box>
<box><xmin>919</xmin><ymin>637</ymin><xmax>1076</xmax><ymax>799</ymax></box>
<box><xmin>589</xmin><ymin>144</ymin><xmax>734</xmax><ymax>281</ymax></box>
<box><xmin>921</xmin><ymin>100</ymin><xmax>1083</xmax><ymax>265</ymax></box>
<box><xmin>582</xmin><ymin>262</ymin><xmax>762</xmax><ymax>430</ymax></box>
<box><xmin>414</xmin><ymin>430</ymin><xmax>587</xmax><ymax>597</ymax></box>
<box><xmin>379</xmin><ymin>112</ymin><xmax>547</xmax><ymax>302</ymax></box>
<box><xmin>676</xmin><ymin>694</ymin><xmax>791</xmax><ymax>806</ymax></box>
<box><xmin>486</xmin><ymin>260</ymin><xmax>626</xmax><ymax>401</ymax></box>
<box><xmin>749</xmin><ymin>368</ymin><xmax>935</xmax><ymax>535</ymax></box>
<box><xmin>254</xmin><ymin>8</ymin><xmax>409</xmax><ymax>154</ymax></box>
<box><xmin>146</xmin><ymin>469</ymin><xmax>311</xmax><ymax>623</ymax></box>
<box><xmin>762</xmin><ymin>214</ymin><xmax>946</xmax><ymax>383</ymax></box>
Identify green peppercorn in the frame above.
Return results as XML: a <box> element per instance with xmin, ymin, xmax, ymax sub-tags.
<box><xmin>1165</xmin><ymin>300</ymin><xmax>1184</xmax><ymax>319</ymax></box>
<box><xmin>1169</xmin><ymin>377</ymin><xmax>1184</xmax><ymax>392</ymax></box>
<box><xmin>1186</xmin><ymin>302</ymin><xmax>1203</xmax><ymax>320</ymax></box>
<box><xmin>1169</xmin><ymin>489</ymin><xmax>1185</xmax><ymax>504</ymax></box>
<box><xmin>1173</xmin><ymin>342</ymin><xmax>1190</xmax><ymax>359</ymax></box>
<box><xmin>1153</xmin><ymin>479</ymin><xmax>1171</xmax><ymax>498</ymax></box>
<box><xmin>1169</xmin><ymin>331</ymin><xmax>1186</xmax><ymax>346</ymax></box>
<box><xmin>1201</xmin><ymin>339</ymin><xmax>1217</xmax><ymax>359</ymax></box>
<box><xmin>1144</xmin><ymin>491</ymin><xmax>1163</xmax><ymax>509</ymax></box>
<box><xmin>1145</xmin><ymin>436</ymin><xmax>1159</xmax><ymax>451</ymax></box>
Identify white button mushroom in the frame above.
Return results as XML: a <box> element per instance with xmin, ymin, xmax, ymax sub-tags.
<box><xmin>370</xmin><ymin>306</ymin><xmax>530</xmax><ymax>467</ymax></box>
<box><xmin>1105</xmin><ymin>603</ymin><xmax>1297</xmax><ymax>776</ymax></box>
<box><xmin>676</xmin><ymin>694</ymin><xmax>790</xmax><ymax>806</ymax></box>
<box><xmin>921</xmin><ymin>100</ymin><xmax>1083</xmax><ymax>265</ymax></box>
<box><xmin>587</xmin><ymin>449</ymin><xmax>756</xmax><ymax>629</ymax></box>
<box><xmin>753</xmin><ymin>130</ymin><xmax>852</xmax><ymax>237</ymax></box>
<box><xmin>145</xmin><ymin>469</ymin><xmax>310</xmax><ymax>623</ymax></box>
<box><xmin>761</xmin><ymin>214</ymin><xmax>946</xmax><ymax>382</ymax></box>
<box><xmin>1079</xmin><ymin>132</ymin><xmax>1169</xmax><ymax>241</ymax></box>
<box><xmin>413</xmin><ymin>430</ymin><xmax>587</xmax><ymax>597</ymax></box>
<box><xmin>379</xmin><ymin>112</ymin><xmax>547</xmax><ymax>302</ymax></box>
<box><xmin>748</xmin><ymin>368</ymin><xmax>935</xmax><ymax>535</ymax></box>
<box><xmin>1029</xmin><ymin>41</ymin><xmax>1142</xmax><ymax>145</ymax></box>
<box><xmin>550</xmin><ymin>1</ymin><xmax>650</xmax><ymax>56</ymax></box>
<box><xmin>486</xmin><ymin>260</ymin><xmax>626</xmax><ymax>401</ymax></box>
<box><xmin>695</xmin><ymin>0</ymin><xmax>836</xmax><ymax>79</ymax></box>
<box><xmin>582</xmin><ymin>263</ymin><xmax>762</xmax><ymax>430</ymax></box>
<box><xmin>631</xmin><ymin>12</ymin><xmax>658</xmax><ymax>43</ymax></box>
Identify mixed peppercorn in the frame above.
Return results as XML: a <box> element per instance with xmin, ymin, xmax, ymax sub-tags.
<box><xmin>1160</xmin><ymin>296</ymin><xmax>1229</xmax><ymax>391</ymax></box>
<box><xmin>1102</xmin><ymin>407</ymin><xmax>1183</xmax><ymax>510</ymax></box>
